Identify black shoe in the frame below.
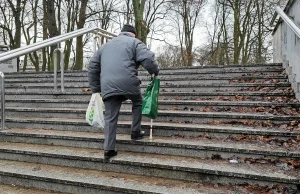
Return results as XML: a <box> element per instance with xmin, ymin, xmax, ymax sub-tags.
<box><xmin>131</xmin><ymin>130</ymin><xmax>145</xmax><ymax>140</ymax></box>
<box><xmin>104</xmin><ymin>150</ymin><xmax>118</xmax><ymax>160</ymax></box>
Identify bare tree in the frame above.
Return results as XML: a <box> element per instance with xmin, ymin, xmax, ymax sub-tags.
<box><xmin>22</xmin><ymin>0</ymin><xmax>40</xmax><ymax>71</ymax></box>
<box><xmin>132</xmin><ymin>0</ymin><xmax>168</xmax><ymax>44</ymax></box>
<box><xmin>200</xmin><ymin>0</ymin><xmax>280</xmax><ymax>65</ymax></box>
<box><xmin>41</xmin><ymin>0</ymin><xmax>48</xmax><ymax>71</ymax></box>
<box><xmin>46</xmin><ymin>0</ymin><xmax>60</xmax><ymax>71</ymax></box>
<box><xmin>63</xmin><ymin>0</ymin><xmax>79</xmax><ymax>70</ymax></box>
<box><xmin>0</xmin><ymin>0</ymin><xmax>27</xmax><ymax>71</ymax></box>
<box><xmin>170</xmin><ymin>0</ymin><xmax>205</xmax><ymax>66</ymax></box>
<box><xmin>132</xmin><ymin>0</ymin><xmax>146</xmax><ymax>42</ymax></box>
<box><xmin>156</xmin><ymin>45</ymin><xmax>185</xmax><ymax>68</ymax></box>
<box><xmin>74</xmin><ymin>0</ymin><xmax>89</xmax><ymax>70</ymax></box>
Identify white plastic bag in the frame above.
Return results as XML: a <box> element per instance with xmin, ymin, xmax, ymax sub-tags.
<box><xmin>86</xmin><ymin>93</ymin><xmax>105</xmax><ymax>128</ymax></box>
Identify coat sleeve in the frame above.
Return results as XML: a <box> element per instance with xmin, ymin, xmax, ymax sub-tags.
<box><xmin>88</xmin><ymin>47</ymin><xmax>103</xmax><ymax>93</ymax></box>
<box><xmin>135</xmin><ymin>40</ymin><xmax>159</xmax><ymax>75</ymax></box>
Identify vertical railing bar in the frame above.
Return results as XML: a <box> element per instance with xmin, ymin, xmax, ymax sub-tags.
<box><xmin>0</xmin><ymin>72</ymin><xmax>5</xmax><ymax>129</ymax></box>
<box><xmin>93</xmin><ymin>35</ymin><xmax>101</xmax><ymax>53</ymax></box>
<box><xmin>54</xmin><ymin>48</ymin><xmax>65</xmax><ymax>92</ymax></box>
<box><xmin>53</xmin><ymin>49</ymin><xmax>58</xmax><ymax>91</ymax></box>
<box><xmin>60</xmin><ymin>49</ymin><xmax>65</xmax><ymax>92</ymax></box>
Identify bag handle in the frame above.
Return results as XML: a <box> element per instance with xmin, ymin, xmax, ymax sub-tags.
<box><xmin>150</xmin><ymin>75</ymin><xmax>156</xmax><ymax>81</ymax></box>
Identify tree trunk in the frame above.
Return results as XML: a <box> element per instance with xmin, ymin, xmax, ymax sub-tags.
<box><xmin>64</xmin><ymin>0</ymin><xmax>77</xmax><ymax>70</ymax></box>
<box><xmin>133</xmin><ymin>0</ymin><xmax>148</xmax><ymax>43</ymax></box>
<box><xmin>42</xmin><ymin>0</ymin><xmax>48</xmax><ymax>71</ymax></box>
<box><xmin>7</xmin><ymin>0</ymin><xmax>23</xmax><ymax>71</ymax></box>
<box><xmin>47</xmin><ymin>0</ymin><xmax>60</xmax><ymax>71</ymax></box>
<box><xmin>256</xmin><ymin>0</ymin><xmax>264</xmax><ymax>63</ymax></box>
<box><xmin>233</xmin><ymin>0</ymin><xmax>240</xmax><ymax>64</ymax></box>
<box><xmin>74</xmin><ymin>0</ymin><xmax>88</xmax><ymax>70</ymax></box>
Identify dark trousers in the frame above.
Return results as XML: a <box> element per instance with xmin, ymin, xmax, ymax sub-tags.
<box><xmin>103</xmin><ymin>94</ymin><xmax>143</xmax><ymax>151</ymax></box>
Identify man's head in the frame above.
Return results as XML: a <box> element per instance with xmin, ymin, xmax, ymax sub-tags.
<box><xmin>121</xmin><ymin>24</ymin><xmax>136</xmax><ymax>37</ymax></box>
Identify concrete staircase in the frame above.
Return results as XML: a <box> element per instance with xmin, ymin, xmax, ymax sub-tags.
<box><xmin>0</xmin><ymin>63</ymin><xmax>299</xmax><ymax>193</ymax></box>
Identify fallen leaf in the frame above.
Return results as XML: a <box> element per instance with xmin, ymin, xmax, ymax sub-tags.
<box><xmin>172</xmin><ymin>106</ymin><xmax>179</xmax><ymax>110</ymax></box>
<box><xmin>82</xmin><ymin>88</ymin><xmax>91</xmax><ymax>92</ymax></box>
<box><xmin>203</xmin><ymin>106</ymin><xmax>211</xmax><ymax>112</ymax></box>
<box><xmin>255</xmin><ymin>107</ymin><xmax>266</xmax><ymax>112</ymax></box>
<box><xmin>235</xmin><ymin>135</ymin><xmax>247</xmax><ymax>141</ymax></box>
<box><xmin>211</xmin><ymin>120</ymin><xmax>220</xmax><ymax>125</ymax></box>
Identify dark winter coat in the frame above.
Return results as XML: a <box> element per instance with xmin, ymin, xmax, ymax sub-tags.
<box><xmin>88</xmin><ymin>32</ymin><xmax>159</xmax><ymax>100</ymax></box>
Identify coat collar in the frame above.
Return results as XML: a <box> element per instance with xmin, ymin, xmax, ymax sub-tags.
<box><xmin>119</xmin><ymin>32</ymin><xmax>135</xmax><ymax>38</ymax></box>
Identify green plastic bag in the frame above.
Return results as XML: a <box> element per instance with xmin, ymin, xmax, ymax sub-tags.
<box><xmin>142</xmin><ymin>77</ymin><xmax>160</xmax><ymax>119</ymax></box>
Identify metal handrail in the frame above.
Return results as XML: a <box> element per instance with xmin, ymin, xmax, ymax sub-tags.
<box><xmin>275</xmin><ymin>6</ymin><xmax>300</xmax><ymax>38</ymax></box>
<box><xmin>0</xmin><ymin>28</ymin><xmax>91</xmax><ymax>59</ymax></box>
<box><xmin>94</xmin><ymin>31</ymin><xmax>115</xmax><ymax>40</ymax></box>
<box><xmin>53</xmin><ymin>48</ymin><xmax>65</xmax><ymax>92</ymax></box>
<box><xmin>0</xmin><ymin>27</ymin><xmax>116</xmax><ymax>63</ymax></box>
<box><xmin>0</xmin><ymin>72</ymin><xmax>5</xmax><ymax>129</ymax></box>
<box><xmin>0</xmin><ymin>27</ymin><xmax>116</xmax><ymax>127</ymax></box>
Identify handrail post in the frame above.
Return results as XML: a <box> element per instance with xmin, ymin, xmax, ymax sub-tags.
<box><xmin>53</xmin><ymin>49</ymin><xmax>58</xmax><ymax>91</ymax></box>
<box><xmin>60</xmin><ymin>49</ymin><xmax>65</xmax><ymax>92</ymax></box>
<box><xmin>53</xmin><ymin>48</ymin><xmax>65</xmax><ymax>92</ymax></box>
<box><xmin>0</xmin><ymin>72</ymin><xmax>5</xmax><ymax>129</ymax></box>
<box><xmin>93</xmin><ymin>35</ymin><xmax>102</xmax><ymax>53</ymax></box>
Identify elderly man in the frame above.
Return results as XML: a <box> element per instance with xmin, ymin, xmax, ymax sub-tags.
<box><xmin>88</xmin><ymin>24</ymin><xmax>159</xmax><ymax>160</ymax></box>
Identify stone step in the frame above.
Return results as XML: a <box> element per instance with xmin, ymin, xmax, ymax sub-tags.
<box><xmin>140</xmin><ymin>63</ymin><xmax>283</xmax><ymax>72</ymax></box>
<box><xmin>5</xmin><ymin>118</ymin><xmax>300</xmax><ymax>139</ymax></box>
<box><xmin>0</xmin><ymin>159</ymin><xmax>247</xmax><ymax>194</ymax></box>
<box><xmin>6</xmin><ymin>99</ymin><xmax>300</xmax><ymax>110</ymax></box>
<box><xmin>5</xmin><ymin>91</ymin><xmax>295</xmax><ymax>101</ymax></box>
<box><xmin>5</xmin><ymin>107</ymin><xmax>299</xmax><ymax>125</ymax></box>
<box><xmin>5</xmin><ymin>79</ymin><xmax>291</xmax><ymax>88</ymax></box>
<box><xmin>0</xmin><ymin>183</ymin><xmax>63</xmax><ymax>194</ymax></box>
<box><xmin>0</xmin><ymin>142</ymin><xmax>297</xmax><ymax>192</ymax></box>
<box><xmin>5</xmin><ymin>63</ymin><xmax>283</xmax><ymax>76</ymax></box>
<box><xmin>2</xmin><ymin>129</ymin><xmax>299</xmax><ymax>160</ymax></box>
<box><xmin>4</xmin><ymin>71</ymin><xmax>288</xmax><ymax>79</ymax></box>
<box><xmin>4</xmin><ymin>74</ymin><xmax>288</xmax><ymax>82</ymax></box>
<box><xmin>5</xmin><ymin>72</ymin><xmax>288</xmax><ymax>80</ymax></box>
<box><xmin>3</xmin><ymin>83</ymin><xmax>291</xmax><ymax>93</ymax></box>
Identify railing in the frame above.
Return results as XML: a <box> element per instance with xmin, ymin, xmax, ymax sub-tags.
<box><xmin>0</xmin><ymin>27</ymin><xmax>117</xmax><ymax>129</ymax></box>
<box><xmin>0</xmin><ymin>28</ymin><xmax>116</xmax><ymax>63</ymax></box>
<box><xmin>0</xmin><ymin>72</ymin><xmax>4</xmax><ymax>129</ymax></box>
<box><xmin>275</xmin><ymin>6</ymin><xmax>300</xmax><ymax>38</ymax></box>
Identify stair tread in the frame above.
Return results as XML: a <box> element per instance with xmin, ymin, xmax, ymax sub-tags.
<box><xmin>0</xmin><ymin>159</ymin><xmax>239</xmax><ymax>194</ymax></box>
<box><xmin>5</xmin><ymin>91</ymin><xmax>292</xmax><ymax>95</ymax></box>
<box><xmin>5</xmin><ymin>83</ymin><xmax>291</xmax><ymax>86</ymax></box>
<box><xmin>7</xmin><ymin>98</ymin><xmax>300</xmax><ymax>107</ymax></box>
<box><xmin>6</xmin><ymin>107</ymin><xmax>300</xmax><ymax>119</ymax></box>
<box><xmin>3</xmin><ymin>128</ymin><xmax>300</xmax><ymax>157</ymax></box>
<box><xmin>0</xmin><ymin>183</ymin><xmax>63</xmax><ymax>194</ymax></box>
<box><xmin>5</xmin><ymin>74</ymin><xmax>286</xmax><ymax>81</ymax></box>
<box><xmin>4</xmin><ymin>98</ymin><xmax>295</xmax><ymax>104</ymax></box>
<box><xmin>7</xmin><ymin>117</ymin><xmax>300</xmax><ymax>136</ymax></box>
<box><xmin>0</xmin><ymin>141</ymin><xmax>298</xmax><ymax>183</ymax></box>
